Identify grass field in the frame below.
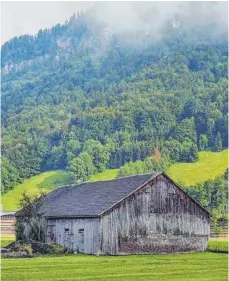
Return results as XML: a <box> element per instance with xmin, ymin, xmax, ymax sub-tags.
<box><xmin>1</xmin><ymin>171</ymin><xmax>71</xmax><ymax>211</ymax></box>
<box><xmin>89</xmin><ymin>169</ymin><xmax>118</xmax><ymax>181</ymax></box>
<box><xmin>207</xmin><ymin>239</ymin><xmax>228</xmax><ymax>253</ymax></box>
<box><xmin>0</xmin><ymin>236</ymin><xmax>15</xmax><ymax>248</ymax></box>
<box><xmin>2</xmin><ymin>252</ymin><xmax>228</xmax><ymax>281</ymax></box>
<box><xmin>166</xmin><ymin>149</ymin><xmax>228</xmax><ymax>186</ymax></box>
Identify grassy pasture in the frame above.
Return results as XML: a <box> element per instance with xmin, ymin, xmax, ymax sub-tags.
<box><xmin>1</xmin><ymin>236</ymin><xmax>15</xmax><ymax>248</ymax></box>
<box><xmin>2</xmin><ymin>252</ymin><xmax>228</xmax><ymax>281</ymax></box>
<box><xmin>89</xmin><ymin>169</ymin><xmax>118</xmax><ymax>181</ymax></box>
<box><xmin>1</xmin><ymin>170</ymin><xmax>71</xmax><ymax>211</ymax></box>
<box><xmin>166</xmin><ymin>149</ymin><xmax>228</xmax><ymax>186</ymax></box>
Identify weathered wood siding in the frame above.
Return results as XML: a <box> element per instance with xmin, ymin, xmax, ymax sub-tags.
<box><xmin>1</xmin><ymin>218</ymin><xmax>16</xmax><ymax>237</ymax></box>
<box><xmin>45</xmin><ymin>218</ymin><xmax>100</xmax><ymax>254</ymax></box>
<box><xmin>99</xmin><ymin>174</ymin><xmax>210</xmax><ymax>255</ymax></box>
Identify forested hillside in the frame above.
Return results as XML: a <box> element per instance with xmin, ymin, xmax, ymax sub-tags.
<box><xmin>1</xmin><ymin>8</ymin><xmax>228</xmax><ymax>194</ymax></box>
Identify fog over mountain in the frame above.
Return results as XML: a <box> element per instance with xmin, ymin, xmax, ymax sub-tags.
<box><xmin>2</xmin><ymin>1</ymin><xmax>227</xmax><ymax>44</ymax></box>
<box><xmin>90</xmin><ymin>2</ymin><xmax>227</xmax><ymax>33</ymax></box>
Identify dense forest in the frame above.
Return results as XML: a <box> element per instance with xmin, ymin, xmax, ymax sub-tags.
<box><xmin>1</xmin><ymin>10</ymin><xmax>228</xmax><ymax>196</ymax></box>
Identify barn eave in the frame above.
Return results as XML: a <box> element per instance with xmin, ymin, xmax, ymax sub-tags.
<box><xmin>44</xmin><ymin>215</ymin><xmax>99</xmax><ymax>219</ymax></box>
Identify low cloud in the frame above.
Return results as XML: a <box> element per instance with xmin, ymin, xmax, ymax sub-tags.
<box><xmin>1</xmin><ymin>1</ymin><xmax>227</xmax><ymax>44</ymax></box>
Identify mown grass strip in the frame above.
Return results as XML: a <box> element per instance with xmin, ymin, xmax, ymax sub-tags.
<box><xmin>2</xmin><ymin>252</ymin><xmax>228</xmax><ymax>281</ymax></box>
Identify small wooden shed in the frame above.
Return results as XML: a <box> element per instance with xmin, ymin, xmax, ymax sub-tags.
<box><xmin>15</xmin><ymin>172</ymin><xmax>210</xmax><ymax>255</ymax></box>
<box><xmin>0</xmin><ymin>211</ymin><xmax>16</xmax><ymax>237</ymax></box>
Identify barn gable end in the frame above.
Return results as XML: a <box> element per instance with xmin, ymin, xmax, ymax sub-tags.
<box><xmin>99</xmin><ymin>172</ymin><xmax>210</xmax><ymax>255</ymax></box>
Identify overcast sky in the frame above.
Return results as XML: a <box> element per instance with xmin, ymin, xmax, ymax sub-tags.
<box><xmin>1</xmin><ymin>1</ymin><xmax>94</xmax><ymax>44</ymax></box>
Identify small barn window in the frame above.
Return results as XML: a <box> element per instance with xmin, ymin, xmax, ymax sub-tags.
<box><xmin>70</xmin><ymin>233</ymin><xmax>74</xmax><ymax>243</ymax></box>
<box><xmin>78</xmin><ymin>229</ymin><xmax>84</xmax><ymax>253</ymax></box>
<box><xmin>79</xmin><ymin>229</ymin><xmax>84</xmax><ymax>234</ymax></box>
<box><xmin>64</xmin><ymin>228</ymin><xmax>70</xmax><ymax>240</ymax></box>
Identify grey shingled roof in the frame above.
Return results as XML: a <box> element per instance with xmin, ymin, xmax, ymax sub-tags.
<box><xmin>16</xmin><ymin>172</ymin><xmax>160</xmax><ymax>218</ymax></box>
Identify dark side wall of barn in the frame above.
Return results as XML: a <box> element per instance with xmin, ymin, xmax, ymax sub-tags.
<box><xmin>99</xmin><ymin>174</ymin><xmax>210</xmax><ymax>255</ymax></box>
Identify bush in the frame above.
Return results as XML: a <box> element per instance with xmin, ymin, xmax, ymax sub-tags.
<box><xmin>29</xmin><ymin>241</ymin><xmax>67</xmax><ymax>254</ymax></box>
<box><xmin>207</xmin><ymin>239</ymin><xmax>228</xmax><ymax>253</ymax></box>
<box><xmin>2</xmin><ymin>240</ymin><xmax>68</xmax><ymax>258</ymax></box>
<box><xmin>2</xmin><ymin>242</ymin><xmax>33</xmax><ymax>258</ymax></box>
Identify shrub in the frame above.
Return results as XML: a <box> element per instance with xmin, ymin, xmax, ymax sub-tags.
<box><xmin>207</xmin><ymin>239</ymin><xmax>228</xmax><ymax>253</ymax></box>
<box><xmin>2</xmin><ymin>240</ymin><xmax>67</xmax><ymax>258</ymax></box>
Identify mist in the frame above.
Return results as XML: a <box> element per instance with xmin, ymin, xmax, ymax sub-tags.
<box><xmin>89</xmin><ymin>2</ymin><xmax>228</xmax><ymax>35</ymax></box>
<box><xmin>1</xmin><ymin>1</ymin><xmax>228</xmax><ymax>44</ymax></box>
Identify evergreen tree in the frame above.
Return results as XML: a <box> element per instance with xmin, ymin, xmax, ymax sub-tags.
<box><xmin>215</xmin><ymin>132</ymin><xmax>223</xmax><ymax>152</ymax></box>
<box><xmin>189</xmin><ymin>143</ymin><xmax>199</xmax><ymax>163</ymax></box>
<box><xmin>199</xmin><ymin>134</ymin><xmax>209</xmax><ymax>151</ymax></box>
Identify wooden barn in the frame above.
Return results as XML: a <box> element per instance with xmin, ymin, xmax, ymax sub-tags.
<box><xmin>15</xmin><ymin>172</ymin><xmax>210</xmax><ymax>255</ymax></box>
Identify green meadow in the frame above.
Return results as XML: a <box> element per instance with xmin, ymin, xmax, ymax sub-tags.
<box><xmin>1</xmin><ymin>171</ymin><xmax>71</xmax><ymax>211</ymax></box>
<box><xmin>0</xmin><ymin>236</ymin><xmax>15</xmax><ymax>248</ymax></box>
<box><xmin>166</xmin><ymin>149</ymin><xmax>228</xmax><ymax>186</ymax></box>
<box><xmin>1</xmin><ymin>232</ymin><xmax>227</xmax><ymax>281</ymax></box>
<box><xmin>88</xmin><ymin>169</ymin><xmax>118</xmax><ymax>181</ymax></box>
<box><xmin>2</xmin><ymin>252</ymin><xmax>228</xmax><ymax>281</ymax></box>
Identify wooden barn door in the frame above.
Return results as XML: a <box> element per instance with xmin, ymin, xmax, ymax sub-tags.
<box><xmin>64</xmin><ymin>227</ymin><xmax>70</xmax><ymax>249</ymax></box>
<box><xmin>78</xmin><ymin>229</ymin><xmax>84</xmax><ymax>253</ymax></box>
<box><xmin>47</xmin><ymin>225</ymin><xmax>55</xmax><ymax>243</ymax></box>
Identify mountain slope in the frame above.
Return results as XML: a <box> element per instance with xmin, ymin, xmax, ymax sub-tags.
<box><xmin>1</xmin><ymin>8</ymin><xmax>228</xmax><ymax>194</ymax></box>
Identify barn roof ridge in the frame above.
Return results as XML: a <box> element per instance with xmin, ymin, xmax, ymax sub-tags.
<box><xmin>15</xmin><ymin>172</ymin><xmax>159</xmax><ymax>218</ymax></box>
<box><xmin>85</xmin><ymin>171</ymin><xmax>157</xmax><ymax>184</ymax></box>
<box><xmin>42</xmin><ymin>172</ymin><xmax>158</xmax><ymax>195</ymax></box>
<box><xmin>15</xmin><ymin>171</ymin><xmax>210</xmax><ymax>218</ymax></box>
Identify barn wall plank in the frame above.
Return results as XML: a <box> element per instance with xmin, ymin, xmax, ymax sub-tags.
<box><xmin>100</xmin><ymin>174</ymin><xmax>210</xmax><ymax>255</ymax></box>
<box><xmin>45</xmin><ymin>218</ymin><xmax>100</xmax><ymax>254</ymax></box>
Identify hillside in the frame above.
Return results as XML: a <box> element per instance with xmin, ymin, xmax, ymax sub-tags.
<box><xmin>1</xmin><ymin>4</ymin><xmax>228</xmax><ymax>195</ymax></box>
<box><xmin>1</xmin><ymin>169</ymin><xmax>119</xmax><ymax>211</ymax></box>
<box><xmin>166</xmin><ymin>149</ymin><xmax>228</xmax><ymax>186</ymax></box>
<box><xmin>88</xmin><ymin>169</ymin><xmax>118</xmax><ymax>182</ymax></box>
<box><xmin>1</xmin><ymin>171</ymin><xmax>70</xmax><ymax>211</ymax></box>
<box><xmin>2</xmin><ymin>150</ymin><xmax>227</xmax><ymax>211</ymax></box>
